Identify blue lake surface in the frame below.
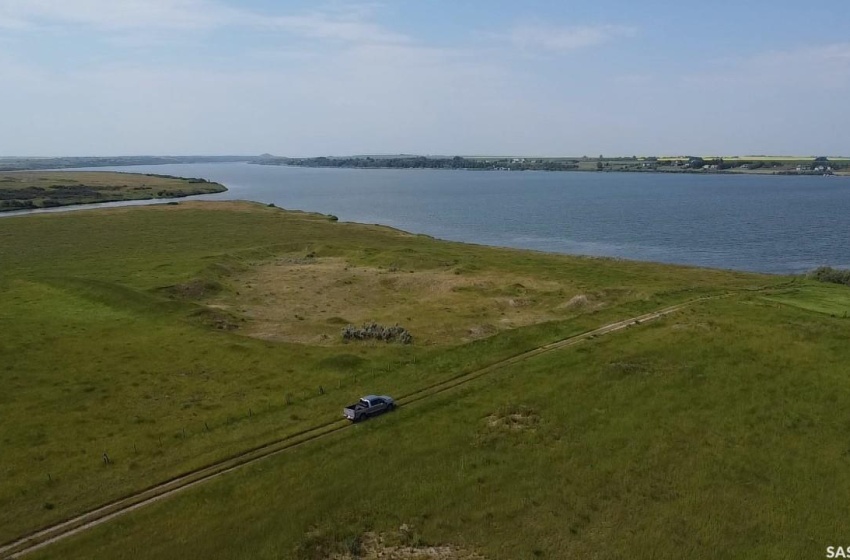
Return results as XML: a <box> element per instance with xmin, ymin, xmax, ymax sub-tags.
<box><xmin>11</xmin><ymin>162</ymin><xmax>850</xmax><ymax>274</ymax></box>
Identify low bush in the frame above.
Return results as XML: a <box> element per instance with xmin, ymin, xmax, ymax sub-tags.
<box><xmin>808</xmin><ymin>266</ymin><xmax>850</xmax><ymax>287</ymax></box>
<box><xmin>341</xmin><ymin>322</ymin><xmax>413</xmax><ymax>344</ymax></box>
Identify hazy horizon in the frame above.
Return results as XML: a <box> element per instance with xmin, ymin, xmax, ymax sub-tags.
<box><xmin>2</xmin><ymin>1</ymin><xmax>848</xmax><ymax>157</ymax></box>
<box><xmin>4</xmin><ymin>152</ymin><xmax>850</xmax><ymax>160</ymax></box>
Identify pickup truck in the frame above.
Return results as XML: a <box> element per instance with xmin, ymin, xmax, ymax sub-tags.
<box><xmin>344</xmin><ymin>395</ymin><xmax>395</xmax><ymax>422</ymax></box>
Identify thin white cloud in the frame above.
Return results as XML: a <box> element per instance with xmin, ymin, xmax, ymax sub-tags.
<box><xmin>0</xmin><ymin>13</ymin><xmax>26</xmax><ymax>29</ymax></box>
<box><xmin>0</xmin><ymin>0</ymin><xmax>408</xmax><ymax>44</ymax></box>
<box><xmin>753</xmin><ymin>42</ymin><xmax>850</xmax><ymax>67</ymax></box>
<box><xmin>0</xmin><ymin>0</ymin><xmax>233</xmax><ymax>30</ymax></box>
<box><xmin>683</xmin><ymin>42</ymin><xmax>850</xmax><ymax>89</ymax></box>
<box><xmin>509</xmin><ymin>23</ymin><xmax>636</xmax><ymax>53</ymax></box>
<box><xmin>611</xmin><ymin>73</ymin><xmax>654</xmax><ymax>86</ymax></box>
<box><xmin>262</xmin><ymin>13</ymin><xmax>408</xmax><ymax>44</ymax></box>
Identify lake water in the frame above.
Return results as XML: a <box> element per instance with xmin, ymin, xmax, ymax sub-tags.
<box><xmin>7</xmin><ymin>162</ymin><xmax>850</xmax><ymax>274</ymax></box>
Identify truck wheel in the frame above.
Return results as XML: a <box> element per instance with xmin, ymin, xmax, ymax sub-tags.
<box><xmin>388</xmin><ymin>403</ymin><xmax>395</xmax><ymax>412</ymax></box>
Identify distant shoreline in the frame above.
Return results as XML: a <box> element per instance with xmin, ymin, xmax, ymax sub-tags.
<box><xmin>254</xmin><ymin>155</ymin><xmax>850</xmax><ymax>177</ymax></box>
<box><xmin>2</xmin><ymin>154</ymin><xmax>847</xmax><ymax>177</ymax></box>
<box><xmin>253</xmin><ymin>161</ymin><xmax>850</xmax><ymax>178</ymax></box>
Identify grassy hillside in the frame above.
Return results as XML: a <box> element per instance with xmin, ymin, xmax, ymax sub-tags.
<box><xmin>0</xmin><ymin>171</ymin><xmax>225</xmax><ymax>212</ymax></box>
<box><xmin>1</xmin><ymin>201</ymin><xmax>848</xmax><ymax>558</ymax></box>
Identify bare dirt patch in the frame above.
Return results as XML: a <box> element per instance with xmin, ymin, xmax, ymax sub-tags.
<box><xmin>209</xmin><ymin>257</ymin><xmax>592</xmax><ymax>345</ymax></box>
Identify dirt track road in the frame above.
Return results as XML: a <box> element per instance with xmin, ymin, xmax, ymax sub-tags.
<box><xmin>0</xmin><ymin>296</ymin><xmax>714</xmax><ymax>559</ymax></box>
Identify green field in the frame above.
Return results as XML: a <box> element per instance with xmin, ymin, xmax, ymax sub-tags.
<box><xmin>1</xmin><ymin>201</ymin><xmax>849</xmax><ymax>559</ymax></box>
<box><xmin>763</xmin><ymin>284</ymin><xmax>850</xmax><ymax>317</ymax></box>
<box><xmin>0</xmin><ymin>171</ymin><xmax>226</xmax><ymax>212</ymax></box>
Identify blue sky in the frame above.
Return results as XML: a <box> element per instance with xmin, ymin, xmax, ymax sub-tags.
<box><xmin>1</xmin><ymin>0</ymin><xmax>848</xmax><ymax>156</ymax></box>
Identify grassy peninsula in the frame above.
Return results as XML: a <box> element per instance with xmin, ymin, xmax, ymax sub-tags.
<box><xmin>0</xmin><ymin>155</ymin><xmax>255</xmax><ymax>172</ymax></box>
<box><xmin>0</xmin><ymin>171</ymin><xmax>226</xmax><ymax>212</ymax></box>
<box><xmin>1</xmin><ymin>202</ymin><xmax>849</xmax><ymax>559</ymax></box>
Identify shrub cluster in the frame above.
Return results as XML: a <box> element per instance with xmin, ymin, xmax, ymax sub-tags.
<box><xmin>0</xmin><ymin>186</ymin><xmax>45</xmax><ymax>200</ymax></box>
<box><xmin>0</xmin><ymin>199</ymin><xmax>36</xmax><ymax>210</ymax></box>
<box><xmin>808</xmin><ymin>266</ymin><xmax>850</xmax><ymax>287</ymax></box>
<box><xmin>342</xmin><ymin>322</ymin><xmax>413</xmax><ymax>344</ymax></box>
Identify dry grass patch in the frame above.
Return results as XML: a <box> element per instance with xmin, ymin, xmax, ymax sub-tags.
<box><xmin>208</xmin><ymin>256</ymin><xmax>596</xmax><ymax>345</ymax></box>
<box><xmin>485</xmin><ymin>405</ymin><xmax>541</xmax><ymax>432</ymax></box>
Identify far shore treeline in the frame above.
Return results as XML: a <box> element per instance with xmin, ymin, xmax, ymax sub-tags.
<box><xmin>259</xmin><ymin>154</ymin><xmax>850</xmax><ymax>175</ymax></box>
<box><xmin>2</xmin><ymin>154</ymin><xmax>848</xmax><ymax>175</ymax></box>
<box><xmin>264</xmin><ymin>155</ymin><xmax>580</xmax><ymax>171</ymax></box>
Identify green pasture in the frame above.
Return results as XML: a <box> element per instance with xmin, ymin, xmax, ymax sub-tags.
<box><xmin>762</xmin><ymin>284</ymin><xmax>850</xmax><ymax>317</ymax></box>
<box><xmin>30</xmin><ymin>296</ymin><xmax>850</xmax><ymax>560</ymax></box>
<box><xmin>1</xmin><ymin>201</ymin><xmax>848</xmax><ymax>558</ymax></box>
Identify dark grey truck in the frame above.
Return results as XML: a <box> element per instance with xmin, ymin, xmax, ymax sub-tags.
<box><xmin>344</xmin><ymin>395</ymin><xmax>395</xmax><ymax>422</ymax></box>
